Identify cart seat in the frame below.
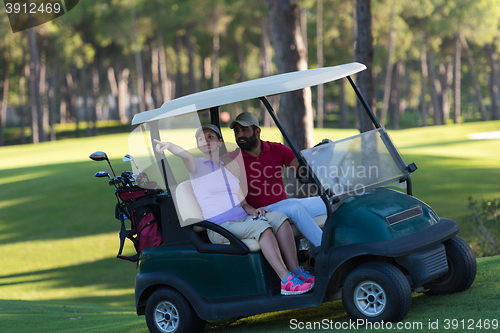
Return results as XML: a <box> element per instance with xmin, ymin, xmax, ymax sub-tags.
<box><xmin>175</xmin><ymin>181</ymin><xmax>326</xmax><ymax>252</ymax></box>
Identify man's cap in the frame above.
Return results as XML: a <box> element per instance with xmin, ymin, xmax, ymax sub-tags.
<box><xmin>229</xmin><ymin>112</ymin><xmax>260</xmax><ymax>129</ymax></box>
<box><xmin>195</xmin><ymin>124</ymin><xmax>222</xmax><ymax>139</ymax></box>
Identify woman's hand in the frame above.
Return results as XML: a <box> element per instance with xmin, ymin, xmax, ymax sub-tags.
<box><xmin>154</xmin><ymin>139</ymin><xmax>170</xmax><ymax>153</ymax></box>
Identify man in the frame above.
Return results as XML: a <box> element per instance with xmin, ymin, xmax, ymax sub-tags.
<box><xmin>227</xmin><ymin>112</ymin><xmax>325</xmax><ymax>247</ymax></box>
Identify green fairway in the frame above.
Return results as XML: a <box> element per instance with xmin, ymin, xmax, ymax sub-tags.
<box><xmin>1</xmin><ymin>121</ymin><xmax>499</xmax><ymax>332</ymax></box>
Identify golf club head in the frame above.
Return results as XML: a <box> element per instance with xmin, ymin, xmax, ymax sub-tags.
<box><xmin>123</xmin><ymin>154</ymin><xmax>141</xmax><ymax>172</ymax></box>
<box><xmin>89</xmin><ymin>151</ymin><xmax>109</xmax><ymax>162</ymax></box>
<box><xmin>95</xmin><ymin>171</ymin><xmax>110</xmax><ymax>178</ymax></box>
<box><xmin>109</xmin><ymin>176</ymin><xmax>124</xmax><ymax>188</ymax></box>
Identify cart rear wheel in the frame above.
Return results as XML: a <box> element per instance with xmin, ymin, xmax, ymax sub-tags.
<box><xmin>424</xmin><ymin>236</ymin><xmax>476</xmax><ymax>295</ymax></box>
<box><xmin>342</xmin><ymin>262</ymin><xmax>411</xmax><ymax>323</ymax></box>
<box><xmin>145</xmin><ymin>288</ymin><xmax>205</xmax><ymax>333</ymax></box>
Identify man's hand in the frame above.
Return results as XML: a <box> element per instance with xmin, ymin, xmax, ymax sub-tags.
<box><xmin>252</xmin><ymin>207</ymin><xmax>270</xmax><ymax>217</ymax></box>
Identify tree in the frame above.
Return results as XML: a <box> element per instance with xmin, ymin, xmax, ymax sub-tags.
<box><xmin>316</xmin><ymin>0</ymin><xmax>324</xmax><ymax>128</ymax></box>
<box><xmin>355</xmin><ymin>0</ymin><xmax>375</xmax><ymax>133</ymax></box>
<box><xmin>485</xmin><ymin>43</ymin><xmax>500</xmax><ymax>120</ymax></box>
<box><xmin>380</xmin><ymin>0</ymin><xmax>396</xmax><ymax>127</ymax></box>
<box><xmin>265</xmin><ymin>0</ymin><xmax>314</xmax><ymax>150</ymax></box>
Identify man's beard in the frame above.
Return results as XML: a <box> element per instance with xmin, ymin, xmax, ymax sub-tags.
<box><xmin>236</xmin><ymin>132</ymin><xmax>258</xmax><ymax>150</ymax></box>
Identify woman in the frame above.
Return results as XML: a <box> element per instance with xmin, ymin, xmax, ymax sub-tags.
<box><xmin>155</xmin><ymin>124</ymin><xmax>314</xmax><ymax>295</ymax></box>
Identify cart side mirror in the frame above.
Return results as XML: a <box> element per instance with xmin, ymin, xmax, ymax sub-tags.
<box><xmin>406</xmin><ymin>163</ymin><xmax>418</xmax><ymax>173</ymax></box>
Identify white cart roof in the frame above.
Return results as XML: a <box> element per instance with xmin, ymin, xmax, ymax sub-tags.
<box><xmin>131</xmin><ymin>62</ymin><xmax>366</xmax><ymax>125</ymax></box>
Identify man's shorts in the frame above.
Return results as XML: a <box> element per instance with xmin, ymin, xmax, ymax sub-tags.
<box><xmin>207</xmin><ymin>211</ymin><xmax>288</xmax><ymax>245</ymax></box>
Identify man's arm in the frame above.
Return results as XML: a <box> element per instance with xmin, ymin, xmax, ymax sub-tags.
<box><xmin>288</xmin><ymin>157</ymin><xmax>299</xmax><ymax>172</ymax></box>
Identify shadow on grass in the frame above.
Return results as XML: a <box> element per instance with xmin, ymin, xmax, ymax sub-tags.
<box><xmin>0</xmin><ymin>256</ymin><xmax>137</xmax><ymax>306</ymax></box>
<box><xmin>0</xmin><ymin>299</ymin><xmax>145</xmax><ymax>333</ymax></box>
<box><xmin>0</xmin><ymin>161</ymin><xmax>128</xmax><ymax>246</ymax></box>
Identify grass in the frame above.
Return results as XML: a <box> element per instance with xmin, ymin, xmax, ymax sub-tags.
<box><xmin>0</xmin><ymin>257</ymin><xmax>498</xmax><ymax>333</ymax></box>
<box><xmin>0</xmin><ymin>120</ymin><xmax>499</xmax><ymax>332</ymax></box>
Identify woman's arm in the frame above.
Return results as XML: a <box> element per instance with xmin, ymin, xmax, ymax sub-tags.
<box><xmin>154</xmin><ymin>139</ymin><xmax>196</xmax><ymax>174</ymax></box>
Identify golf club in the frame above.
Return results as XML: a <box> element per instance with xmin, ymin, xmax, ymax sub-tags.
<box><xmin>89</xmin><ymin>151</ymin><xmax>116</xmax><ymax>176</ymax></box>
<box><xmin>123</xmin><ymin>154</ymin><xmax>141</xmax><ymax>173</ymax></box>
<box><xmin>95</xmin><ymin>171</ymin><xmax>110</xmax><ymax>179</ymax></box>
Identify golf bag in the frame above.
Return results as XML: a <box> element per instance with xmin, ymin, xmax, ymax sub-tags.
<box><xmin>115</xmin><ymin>187</ymin><xmax>163</xmax><ymax>262</ymax></box>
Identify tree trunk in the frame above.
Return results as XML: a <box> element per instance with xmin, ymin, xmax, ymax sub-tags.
<box><xmin>355</xmin><ymin>0</ymin><xmax>375</xmax><ymax>133</ymax></box>
<box><xmin>40</xmin><ymin>62</ymin><xmax>47</xmax><ymax>141</ymax></box>
<box><xmin>131</xmin><ymin>6</ymin><xmax>145</xmax><ymax>113</ymax></box>
<box><xmin>186</xmin><ymin>24</ymin><xmax>197</xmax><ymax>94</ymax></box>
<box><xmin>117</xmin><ymin>65</ymin><xmax>130</xmax><ymax>124</ymax></box>
<box><xmin>453</xmin><ymin>33</ymin><xmax>461</xmax><ymax>124</ymax></box>
<box><xmin>19</xmin><ymin>75</ymin><xmax>26</xmax><ymax>144</ymax></box>
<box><xmin>440</xmin><ymin>61</ymin><xmax>453</xmax><ymax>123</ymax></box>
<box><xmin>81</xmin><ymin>51</ymin><xmax>91</xmax><ymax>137</ymax></box>
<box><xmin>92</xmin><ymin>63</ymin><xmax>99</xmax><ymax>135</ymax></box>
<box><xmin>174</xmin><ymin>34</ymin><xmax>184</xmax><ymax>96</ymax></box>
<box><xmin>380</xmin><ymin>0</ymin><xmax>396</xmax><ymax>127</ymax></box>
<box><xmin>212</xmin><ymin>9</ymin><xmax>221</xmax><ymax>89</ymax></box>
<box><xmin>460</xmin><ymin>33</ymin><xmax>486</xmax><ymax>121</ymax></box>
<box><xmin>340</xmin><ymin>77</ymin><xmax>348</xmax><ymax>128</ymax></box>
<box><xmin>144</xmin><ymin>61</ymin><xmax>154</xmax><ymax>110</ymax></box>
<box><xmin>300</xmin><ymin>7</ymin><xmax>307</xmax><ymax>60</ymax></box>
<box><xmin>200</xmin><ymin>55</ymin><xmax>208</xmax><ymax>91</ymax></box>
<box><xmin>485</xmin><ymin>44</ymin><xmax>499</xmax><ymax>120</ymax></box>
<box><xmin>151</xmin><ymin>40</ymin><xmax>162</xmax><ymax>108</ymax></box>
<box><xmin>28</xmin><ymin>27</ymin><xmax>44</xmax><ymax>143</ymax></box>
<box><xmin>157</xmin><ymin>32</ymin><xmax>171</xmax><ymax>102</ymax></box>
<box><xmin>49</xmin><ymin>66</ymin><xmax>57</xmax><ymax>141</ymax></box>
<box><xmin>237</xmin><ymin>41</ymin><xmax>249</xmax><ymax>112</ymax></box>
<box><xmin>427</xmin><ymin>47</ymin><xmax>442</xmax><ymax>125</ymax></box>
<box><xmin>265</xmin><ymin>0</ymin><xmax>314</xmax><ymax>150</ymax></box>
<box><xmin>316</xmin><ymin>0</ymin><xmax>324</xmax><ymax>128</ymax></box>
<box><xmin>261</xmin><ymin>17</ymin><xmax>273</xmax><ymax>127</ymax></box>
<box><xmin>420</xmin><ymin>48</ymin><xmax>428</xmax><ymax>127</ymax></box>
<box><xmin>107</xmin><ymin>67</ymin><xmax>119</xmax><ymax>120</ymax></box>
<box><xmin>66</xmin><ymin>70</ymin><xmax>77</xmax><ymax>125</ymax></box>
<box><xmin>389</xmin><ymin>60</ymin><xmax>403</xmax><ymax>129</ymax></box>
<box><xmin>0</xmin><ymin>53</ymin><xmax>9</xmax><ymax>146</ymax></box>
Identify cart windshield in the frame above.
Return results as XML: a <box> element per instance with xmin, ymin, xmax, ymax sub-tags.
<box><xmin>300</xmin><ymin>128</ymin><xmax>408</xmax><ymax>201</ymax></box>
<box><xmin>127</xmin><ymin>110</ymin><xmax>247</xmax><ymax>226</ymax></box>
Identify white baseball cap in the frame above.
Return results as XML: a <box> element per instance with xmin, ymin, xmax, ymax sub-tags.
<box><xmin>195</xmin><ymin>124</ymin><xmax>222</xmax><ymax>139</ymax></box>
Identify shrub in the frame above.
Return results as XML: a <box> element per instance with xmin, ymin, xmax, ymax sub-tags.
<box><xmin>468</xmin><ymin>196</ymin><xmax>500</xmax><ymax>257</ymax></box>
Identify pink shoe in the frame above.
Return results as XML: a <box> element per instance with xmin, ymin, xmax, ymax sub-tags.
<box><xmin>294</xmin><ymin>266</ymin><xmax>315</xmax><ymax>286</ymax></box>
<box><xmin>281</xmin><ymin>274</ymin><xmax>313</xmax><ymax>295</ymax></box>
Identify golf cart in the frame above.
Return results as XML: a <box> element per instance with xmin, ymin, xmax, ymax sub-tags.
<box><xmin>94</xmin><ymin>62</ymin><xmax>476</xmax><ymax>333</ymax></box>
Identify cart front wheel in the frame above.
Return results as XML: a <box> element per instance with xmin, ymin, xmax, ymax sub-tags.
<box><xmin>342</xmin><ymin>262</ymin><xmax>411</xmax><ymax>323</ymax></box>
<box><xmin>145</xmin><ymin>288</ymin><xmax>205</xmax><ymax>333</ymax></box>
<box><xmin>424</xmin><ymin>236</ymin><xmax>477</xmax><ymax>295</ymax></box>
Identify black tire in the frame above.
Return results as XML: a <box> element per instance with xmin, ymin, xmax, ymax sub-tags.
<box><xmin>424</xmin><ymin>236</ymin><xmax>477</xmax><ymax>296</ymax></box>
<box><xmin>145</xmin><ymin>288</ymin><xmax>205</xmax><ymax>333</ymax></box>
<box><xmin>342</xmin><ymin>262</ymin><xmax>412</xmax><ymax>323</ymax></box>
